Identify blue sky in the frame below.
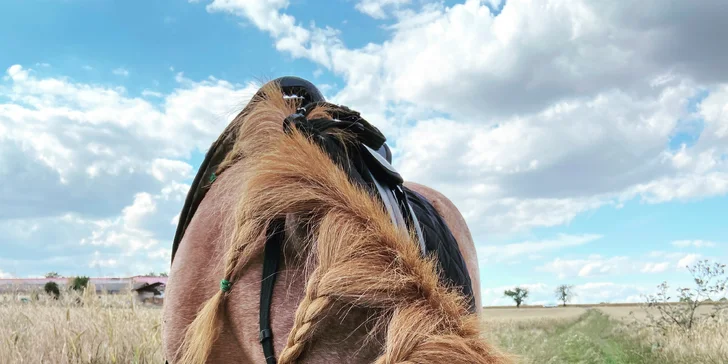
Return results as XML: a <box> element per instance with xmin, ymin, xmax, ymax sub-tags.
<box><xmin>1</xmin><ymin>0</ymin><xmax>727</xmax><ymax>306</ymax></box>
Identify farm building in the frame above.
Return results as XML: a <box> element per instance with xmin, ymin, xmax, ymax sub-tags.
<box><xmin>0</xmin><ymin>276</ymin><xmax>167</xmax><ymax>304</ymax></box>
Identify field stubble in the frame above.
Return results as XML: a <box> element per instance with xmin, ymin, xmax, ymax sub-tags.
<box><xmin>483</xmin><ymin>304</ymin><xmax>728</xmax><ymax>364</ymax></box>
<box><xmin>2</xmin><ymin>291</ymin><xmax>726</xmax><ymax>364</ymax></box>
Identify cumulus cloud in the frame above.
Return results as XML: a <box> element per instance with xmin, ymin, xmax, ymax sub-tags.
<box><xmin>6</xmin><ymin>0</ymin><xmax>728</xmax><ymax>284</ymax></box>
<box><xmin>197</xmin><ymin>0</ymin><xmax>728</xmax><ymax>237</ymax></box>
<box><xmin>150</xmin><ymin>159</ymin><xmax>193</xmax><ymax>183</ymax></box>
<box><xmin>536</xmin><ymin>254</ymin><xmax>683</xmax><ymax>279</ymax></box>
<box><xmin>479</xmin><ymin>233</ymin><xmax>602</xmax><ymax>263</ymax></box>
<box><xmin>571</xmin><ymin>282</ymin><xmax>651</xmax><ymax>305</ymax></box>
<box><xmin>671</xmin><ymin>240</ymin><xmax>718</xmax><ymax>248</ymax></box>
<box><xmin>89</xmin><ymin>251</ymin><xmax>118</xmax><ymax>268</ymax></box>
<box><xmin>0</xmin><ymin>64</ymin><xmax>256</xmax><ymax>220</ymax></box>
<box><xmin>0</xmin><ymin>64</ymin><xmax>262</xmax><ymax>276</ymax></box>
<box><xmin>204</xmin><ymin>0</ymin><xmax>728</xmax><ymax>116</ymax></box>
<box><xmin>676</xmin><ymin>253</ymin><xmax>701</xmax><ymax>269</ymax></box>
<box><xmin>641</xmin><ymin>262</ymin><xmax>670</xmax><ymax>274</ymax></box>
<box><xmin>0</xmin><ymin>176</ymin><xmax>189</xmax><ymax>276</ymax></box>
<box><xmin>355</xmin><ymin>0</ymin><xmax>411</xmax><ymax>19</ymax></box>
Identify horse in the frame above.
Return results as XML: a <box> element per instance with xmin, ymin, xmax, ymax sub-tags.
<box><xmin>161</xmin><ymin>77</ymin><xmax>512</xmax><ymax>364</ymax></box>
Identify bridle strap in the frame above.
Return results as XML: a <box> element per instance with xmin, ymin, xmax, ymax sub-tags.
<box><xmin>259</xmin><ymin>219</ymin><xmax>285</xmax><ymax>364</ymax></box>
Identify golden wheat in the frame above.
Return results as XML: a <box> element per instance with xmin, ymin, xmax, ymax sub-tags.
<box><xmin>3</xmin><ymin>292</ymin><xmax>726</xmax><ymax>364</ymax></box>
<box><xmin>1</xmin><ymin>290</ymin><xmax>162</xmax><ymax>364</ymax></box>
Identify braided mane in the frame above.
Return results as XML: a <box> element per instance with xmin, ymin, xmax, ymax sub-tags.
<box><xmin>176</xmin><ymin>81</ymin><xmax>512</xmax><ymax>364</ymax></box>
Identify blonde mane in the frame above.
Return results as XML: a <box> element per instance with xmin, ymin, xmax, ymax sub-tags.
<box><xmin>177</xmin><ymin>81</ymin><xmax>511</xmax><ymax>363</ymax></box>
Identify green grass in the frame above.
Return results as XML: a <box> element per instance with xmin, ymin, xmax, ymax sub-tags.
<box><xmin>486</xmin><ymin>309</ymin><xmax>661</xmax><ymax>364</ymax></box>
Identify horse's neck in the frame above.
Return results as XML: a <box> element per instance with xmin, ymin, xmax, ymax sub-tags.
<box><xmin>163</xmin><ymin>169</ymin><xmax>384</xmax><ymax>363</ymax></box>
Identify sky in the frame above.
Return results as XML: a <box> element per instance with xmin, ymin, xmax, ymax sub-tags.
<box><xmin>1</xmin><ymin>0</ymin><xmax>727</xmax><ymax>306</ymax></box>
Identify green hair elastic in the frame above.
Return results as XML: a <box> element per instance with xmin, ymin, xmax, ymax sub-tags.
<box><xmin>220</xmin><ymin>279</ymin><xmax>232</xmax><ymax>292</ymax></box>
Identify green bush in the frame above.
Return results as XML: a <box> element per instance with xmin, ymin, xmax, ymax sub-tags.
<box><xmin>70</xmin><ymin>276</ymin><xmax>90</xmax><ymax>292</ymax></box>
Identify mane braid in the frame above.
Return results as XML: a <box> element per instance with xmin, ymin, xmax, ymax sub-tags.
<box><xmin>177</xmin><ymin>82</ymin><xmax>513</xmax><ymax>364</ymax></box>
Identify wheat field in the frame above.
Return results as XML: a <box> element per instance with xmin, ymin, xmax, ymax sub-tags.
<box><xmin>2</xmin><ymin>291</ymin><xmax>726</xmax><ymax>363</ymax></box>
<box><xmin>1</xmin><ymin>290</ymin><xmax>163</xmax><ymax>364</ymax></box>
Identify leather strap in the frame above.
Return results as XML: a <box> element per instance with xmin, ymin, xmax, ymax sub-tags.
<box><xmin>259</xmin><ymin>219</ymin><xmax>285</xmax><ymax>364</ymax></box>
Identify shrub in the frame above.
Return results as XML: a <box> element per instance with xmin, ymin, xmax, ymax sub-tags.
<box><xmin>635</xmin><ymin>260</ymin><xmax>727</xmax><ymax>335</ymax></box>
<box><xmin>70</xmin><ymin>276</ymin><xmax>90</xmax><ymax>292</ymax></box>
<box><xmin>44</xmin><ymin>282</ymin><xmax>60</xmax><ymax>299</ymax></box>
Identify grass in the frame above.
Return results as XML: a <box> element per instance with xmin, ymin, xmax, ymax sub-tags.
<box><xmin>484</xmin><ymin>309</ymin><xmax>659</xmax><ymax>363</ymax></box>
<box><xmin>2</xmin><ymin>291</ymin><xmax>726</xmax><ymax>364</ymax></box>
<box><xmin>483</xmin><ymin>305</ymin><xmax>728</xmax><ymax>364</ymax></box>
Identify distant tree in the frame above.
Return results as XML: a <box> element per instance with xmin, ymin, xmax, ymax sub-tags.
<box><xmin>159</xmin><ymin>272</ymin><xmax>168</xmax><ymax>277</ymax></box>
<box><xmin>44</xmin><ymin>282</ymin><xmax>60</xmax><ymax>299</ymax></box>
<box><xmin>504</xmin><ymin>287</ymin><xmax>529</xmax><ymax>308</ymax></box>
<box><xmin>45</xmin><ymin>272</ymin><xmax>61</xmax><ymax>278</ymax></box>
<box><xmin>70</xmin><ymin>276</ymin><xmax>90</xmax><ymax>292</ymax></box>
<box><xmin>555</xmin><ymin>284</ymin><xmax>576</xmax><ymax>307</ymax></box>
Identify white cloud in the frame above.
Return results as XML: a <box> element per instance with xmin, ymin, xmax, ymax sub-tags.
<box><xmin>112</xmin><ymin>67</ymin><xmax>130</xmax><ymax>77</ymax></box>
<box><xmin>0</xmin><ymin>270</ymin><xmax>13</xmax><ymax>279</ymax></box>
<box><xmin>89</xmin><ymin>251</ymin><xmax>118</xmax><ymax>268</ymax></box>
<box><xmin>647</xmin><ymin>251</ymin><xmax>693</xmax><ymax>260</ymax></box>
<box><xmin>6</xmin><ymin>0</ymin><xmax>728</xmax><ymax>279</ymax></box>
<box><xmin>622</xmin><ymin>172</ymin><xmax>728</xmax><ymax>204</ymax></box>
<box><xmin>148</xmin><ymin>248</ymin><xmax>172</xmax><ymax>261</ymax></box>
<box><xmin>536</xmin><ymin>254</ymin><xmax>678</xmax><ymax>279</ymax></box>
<box><xmin>671</xmin><ymin>240</ymin><xmax>718</xmax><ymax>248</ymax></box>
<box><xmin>479</xmin><ymin>233</ymin><xmax>602</xmax><ymax>263</ymax></box>
<box><xmin>676</xmin><ymin>253</ymin><xmax>701</xmax><ymax>269</ymax></box>
<box><xmin>571</xmin><ymin>282</ymin><xmax>651</xmax><ymax>304</ymax></box>
<box><xmin>0</xmin><ymin>64</ymin><xmax>256</xmax><ymax>276</ymax></box>
<box><xmin>355</xmin><ymin>0</ymin><xmax>411</xmax><ymax>19</ymax></box>
<box><xmin>699</xmin><ymin>85</ymin><xmax>728</xmax><ymax>141</ymax></box>
<box><xmin>207</xmin><ymin>0</ymin><xmax>728</xmax><ymax>117</ymax></box>
<box><xmin>641</xmin><ymin>262</ymin><xmax>670</xmax><ymax>274</ymax></box>
<box><xmin>142</xmin><ymin>89</ymin><xmax>164</xmax><ymax>98</ymax></box>
<box><xmin>1</xmin><ymin>64</ymin><xmax>255</xmax><ymax>221</ymax></box>
<box><xmin>150</xmin><ymin>159</ymin><xmax>193</xmax><ymax>183</ymax></box>
<box><xmin>122</xmin><ymin>193</ymin><xmax>157</xmax><ymax>231</ymax></box>
<box><xmin>195</xmin><ymin>0</ymin><xmax>728</xmax><ymax>238</ymax></box>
